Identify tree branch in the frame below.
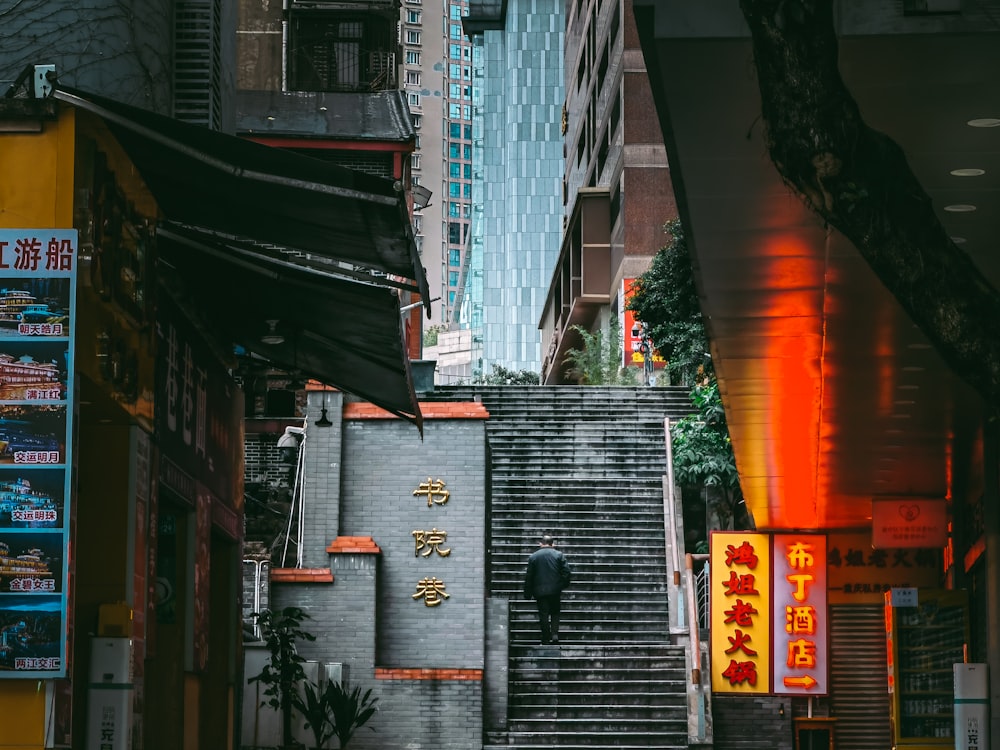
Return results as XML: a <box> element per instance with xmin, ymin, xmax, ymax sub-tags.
<box><xmin>739</xmin><ymin>0</ymin><xmax>1000</xmax><ymax>411</ymax></box>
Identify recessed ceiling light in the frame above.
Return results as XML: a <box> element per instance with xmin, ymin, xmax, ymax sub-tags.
<box><xmin>951</xmin><ymin>236</ymin><xmax>967</xmax><ymax>244</ymax></box>
<box><xmin>968</xmin><ymin>118</ymin><xmax>1000</xmax><ymax>128</ymax></box>
<box><xmin>944</xmin><ymin>204</ymin><xmax>977</xmax><ymax>212</ymax></box>
<box><xmin>950</xmin><ymin>168</ymin><xmax>985</xmax><ymax>177</ymax></box>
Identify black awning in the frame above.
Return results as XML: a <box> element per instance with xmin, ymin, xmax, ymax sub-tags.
<box><xmin>52</xmin><ymin>85</ymin><xmax>425</xmax><ymax>427</ymax></box>
<box><xmin>53</xmin><ymin>85</ymin><xmax>428</xmax><ymax>300</ymax></box>
<box><xmin>159</xmin><ymin>224</ymin><xmax>421</xmax><ymax>427</ymax></box>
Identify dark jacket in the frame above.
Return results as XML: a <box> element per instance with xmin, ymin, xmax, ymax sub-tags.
<box><xmin>524</xmin><ymin>546</ymin><xmax>571</xmax><ymax>598</ymax></box>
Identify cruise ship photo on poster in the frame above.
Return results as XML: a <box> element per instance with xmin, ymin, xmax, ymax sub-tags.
<box><xmin>0</xmin><ymin>279</ymin><xmax>71</xmax><ymax>338</ymax></box>
<box><xmin>0</xmin><ymin>594</ymin><xmax>62</xmax><ymax>672</ymax></box>
<box><xmin>0</xmin><ymin>405</ymin><xmax>66</xmax><ymax>465</ymax></box>
<box><xmin>0</xmin><ymin>471</ymin><xmax>64</xmax><ymax>529</ymax></box>
<box><xmin>0</xmin><ymin>341</ymin><xmax>68</xmax><ymax>401</ymax></box>
<box><xmin>0</xmin><ymin>532</ymin><xmax>61</xmax><ymax>593</ymax></box>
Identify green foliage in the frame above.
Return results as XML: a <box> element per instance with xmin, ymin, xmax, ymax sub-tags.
<box><xmin>627</xmin><ymin>219</ymin><xmax>712</xmax><ymax>386</ymax></box>
<box><xmin>250</xmin><ymin>607</ymin><xmax>316</xmax><ymax>748</ymax></box>
<box><xmin>671</xmin><ymin>382</ymin><xmax>751</xmax><ymax>530</ymax></box>
<box><xmin>293</xmin><ymin>679</ymin><xmax>380</xmax><ymax>750</ymax></box>
<box><xmin>562</xmin><ymin>317</ymin><xmax>638</xmax><ymax>385</ymax></box>
<box><xmin>473</xmin><ymin>364</ymin><xmax>541</xmax><ymax>385</ymax></box>
<box><xmin>326</xmin><ymin>680</ymin><xmax>380</xmax><ymax>749</ymax></box>
<box><xmin>423</xmin><ymin>324</ymin><xmax>447</xmax><ymax>347</ymax></box>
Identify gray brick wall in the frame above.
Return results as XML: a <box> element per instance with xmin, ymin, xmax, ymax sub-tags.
<box><xmin>341</xmin><ymin>418</ymin><xmax>487</xmax><ymax>669</ymax></box>
<box><xmin>350</xmin><ymin>680</ymin><xmax>483</xmax><ymax>750</ymax></box>
<box><xmin>272</xmin><ymin>554</ymin><xmax>377</xmax><ymax>677</ymax></box>
<box><xmin>712</xmin><ymin>695</ymin><xmax>795</xmax><ymax>750</ymax></box>
<box><xmin>268</xmin><ymin>407</ymin><xmax>488</xmax><ymax>750</ymax></box>
<box><xmin>301</xmin><ymin>390</ymin><xmax>344</xmax><ymax>568</ymax></box>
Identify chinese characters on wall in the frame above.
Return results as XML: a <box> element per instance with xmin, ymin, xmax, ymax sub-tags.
<box><xmin>0</xmin><ymin>229</ymin><xmax>77</xmax><ymax>678</ymax></box>
<box><xmin>411</xmin><ymin>478</ymin><xmax>452</xmax><ymax>607</ymax></box>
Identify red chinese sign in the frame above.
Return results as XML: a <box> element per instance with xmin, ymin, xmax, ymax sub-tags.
<box><xmin>710</xmin><ymin>532</ymin><xmax>828</xmax><ymax>695</ymax></box>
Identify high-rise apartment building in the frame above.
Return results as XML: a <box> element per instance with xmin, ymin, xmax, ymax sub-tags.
<box><xmin>539</xmin><ymin>0</ymin><xmax>675</xmax><ymax>383</ymax></box>
<box><xmin>402</xmin><ymin>0</ymin><xmax>475</xmax><ymax>329</ymax></box>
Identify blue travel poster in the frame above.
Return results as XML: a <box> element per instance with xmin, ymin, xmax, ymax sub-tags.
<box><xmin>0</xmin><ymin>229</ymin><xmax>76</xmax><ymax>679</ymax></box>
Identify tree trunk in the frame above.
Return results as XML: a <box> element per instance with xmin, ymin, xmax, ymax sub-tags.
<box><xmin>739</xmin><ymin>0</ymin><xmax>1000</xmax><ymax>412</ymax></box>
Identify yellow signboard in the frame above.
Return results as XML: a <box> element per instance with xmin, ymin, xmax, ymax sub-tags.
<box><xmin>710</xmin><ymin>531</ymin><xmax>771</xmax><ymax>693</ymax></box>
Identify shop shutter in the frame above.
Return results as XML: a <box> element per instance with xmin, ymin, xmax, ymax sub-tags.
<box><xmin>830</xmin><ymin>605</ymin><xmax>892</xmax><ymax>750</ymax></box>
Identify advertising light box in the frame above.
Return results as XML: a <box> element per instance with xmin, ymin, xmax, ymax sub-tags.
<box><xmin>0</xmin><ymin>229</ymin><xmax>77</xmax><ymax>679</ymax></box>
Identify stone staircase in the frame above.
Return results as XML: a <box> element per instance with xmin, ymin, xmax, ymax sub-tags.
<box><xmin>427</xmin><ymin>386</ymin><xmax>695</xmax><ymax>749</ymax></box>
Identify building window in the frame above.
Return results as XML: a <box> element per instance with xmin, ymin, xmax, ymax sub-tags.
<box><xmin>407</xmin><ymin>9</ymin><xmax>421</xmax><ymax>23</ymax></box>
<box><xmin>449</xmin><ymin>103</ymin><xmax>462</xmax><ymax>119</ymax></box>
<box><xmin>411</xmin><ymin>153</ymin><xmax>421</xmax><ymax>169</ymax></box>
<box><xmin>449</xmin><ymin>182</ymin><xmax>461</xmax><ymax>198</ymax></box>
<box><xmin>449</xmin><ymin>202</ymin><xmax>461</xmax><ymax>217</ymax></box>
<box><xmin>406</xmin><ymin>70</ymin><xmax>422</xmax><ymax>85</ymax></box>
<box><xmin>449</xmin><ymin>44</ymin><xmax>462</xmax><ymax>59</ymax></box>
<box><xmin>413</xmin><ymin>216</ymin><xmax>423</xmax><ymax>231</ymax></box>
<box><xmin>463</xmin><ymin>183</ymin><xmax>471</xmax><ymax>198</ymax></box>
<box><xmin>464</xmin><ymin>124</ymin><xmax>472</xmax><ymax>138</ymax></box>
<box><xmin>450</xmin><ymin>23</ymin><xmax>463</xmax><ymax>39</ymax></box>
<box><xmin>449</xmin><ymin>122</ymin><xmax>463</xmax><ymax>139</ymax></box>
<box><xmin>408</xmin><ymin>92</ymin><xmax>421</xmax><ymax>107</ymax></box>
<box><xmin>463</xmin><ymin>66</ymin><xmax>471</xmax><ymax>79</ymax></box>
<box><xmin>449</xmin><ymin>162</ymin><xmax>461</xmax><ymax>178</ymax></box>
<box><xmin>462</xmin><ymin>105</ymin><xmax>471</xmax><ymax>119</ymax></box>
<box><xmin>449</xmin><ymin>271</ymin><xmax>460</xmax><ymax>286</ymax></box>
<box><xmin>449</xmin><ymin>83</ymin><xmax>462</xmax><ymax>99</ymax></box>
<box><xmin>412</xmin><ymin>114</ymin><xmax>422</xmax><ymax>129</ymax></box>
<box><xmin>450</xmin><ymin>4</ymin><xmax>464</xmax><ymax>19</ymax></box>
<box><xmin>290</xmin><ymin>16</ymin><xmax>384</xmax><ymax>91</ymax></box>
<box><xmin>406</xmin><ymin>50</ymin><xmax>421</xmax><ymax>65</ymax></box>
<box><xmin>412</xmin><ymin>174</ymin><xmax>422</xmax><ymax>186</ymax></box>
<box><xmin>407</xmin><ymin>30</ymin><xmax>422</xmax><ymax>45</ymax></box>
<box><xmin>450</xmin><ymin>63</ymin><xmax>462</xmax><ymax>79</ymax></box>
<box><xmin>462</xmin><ymin>203</ymin><xmax>471</xmax><ymax>218</ymax></box>
<box><xmin>415</xmin><ymin>134</ymin><xmax>421</xmax><ymax>148</ymax></box>
<box><xmin>464</xmin><ymin>163</ymin><xmax>471</xmax><ymax>178</ymax></box>
<box><xmin>449</xmin><ymin>291</ymin><xmax>456</xmax><ymax>304</ymax></box>
<box><xmin>449</xmin><ymin>249</ymin><xmax>461</xmax><ymax>265</ymax></box>
<box><xmin>449</xmin><ymin>143</ymin><xmax>461</xmax><ymax>159</ymax></box>
<box><xmin>463</xmin><ymin>144</ymin><xmax>471</xmax><ymax>159</ymax></box>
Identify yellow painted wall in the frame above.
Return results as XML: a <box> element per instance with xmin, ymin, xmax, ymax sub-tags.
<box><xmin>0</xmin><ymin>105</ymin><xmax>74</xmax><ymax>749</ymax></box>
<box><xmin>0</xmin><ymin>105</ymin><xmax>75</xmax><ymax>229</ymax></box>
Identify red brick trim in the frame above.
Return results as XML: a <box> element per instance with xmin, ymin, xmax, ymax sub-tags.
<box><xmin>270</xmin><ymin>568</ymin><xmax>334</xmax><ymax>583</ymax></box>
<box><xmin>327</xmin><ymin>536</ymin><xmax>382</xmax><ymax>554</ymax></box>
<box><xmin>375</xmin><ymin>668</ymin><xmax>483</xmax><ymax>681</ymax></box>
<box><xmin>343</xmin><ymin>402</ymin><xmax>489</xmax><ymax>420</ymax></box>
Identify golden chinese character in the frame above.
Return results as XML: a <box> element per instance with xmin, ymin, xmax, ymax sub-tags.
<box><xmin>786</xmin><ymin>573</ymin><xmax>814</xmax><ymax>602</ymax></box>
<box><xmin>413</xmin><ymin>478</ymin><xmax>450</xmax><ymax>507</ymax></box>
<box><xmin>412</xmin><ymin>577</ymin><xmax>450</xmax><ymax>607</ymax></box>
<box><xmin>786</xmin><ymin>638</ymin><xmax>817</xmax><ymax>668</ymax></box>
<box><xmin>412</xmin><ymin>528</ymin><xmax>452</xmax><ymax>557</ymax></box>
<box><xmin>786</xmin><ymin>542</ymin><xmax>815</xmax><ymax>570</ymax></box>
<box><xmin>785</xmin><ymin>605</ymin><xmax>817</xmax><ymax>635</ymax></box>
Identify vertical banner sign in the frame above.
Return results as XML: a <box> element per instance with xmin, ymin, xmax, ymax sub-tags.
<box><xmin>710</xmin><ymin>531</ymin><xmax>771</xmax><ymax>693</ymax></box>
<box><xmin>621</xmin><ymin>279</ymin><xmax>666</xmax><ymax>371</ymax></box>
<box><xmin>0</xmin><ymin>229</ymin><xmax>77</xmax><ymax>679</ymax></box>
<box><xmin>772</xmin><ymin>534</ymin><xmax>828</xmax><ymax>695</ymax></box>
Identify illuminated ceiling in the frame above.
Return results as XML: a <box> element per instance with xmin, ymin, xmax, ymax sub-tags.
<box><xmin>635</xmin><ymin>4</ymin><xmax>1000</xmax><ymax>529</ymax></box>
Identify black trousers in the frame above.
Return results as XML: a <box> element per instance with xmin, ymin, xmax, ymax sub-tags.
<box><xmin>534</xmin><ymin>594</ymin><xmax>561</xmax><ymax>644</ymax></box>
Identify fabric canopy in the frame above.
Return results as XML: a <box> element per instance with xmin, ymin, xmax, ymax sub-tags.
<box><xmin>53</xmin><ymin>85</ymin><xmax>425</xmax><ymax>426</ymax></box>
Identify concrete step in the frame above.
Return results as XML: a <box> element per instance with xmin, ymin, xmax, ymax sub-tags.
<box><xmin>499</xmin><ymin>730</ymin><xmax>687</xmax><ymax>747</ymax></box>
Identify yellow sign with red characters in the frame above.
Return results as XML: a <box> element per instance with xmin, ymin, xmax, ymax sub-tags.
<box><xmin>710</xmin><ymin>532</ymin><xmax>771</xmax><ymax>693</ymax></box>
